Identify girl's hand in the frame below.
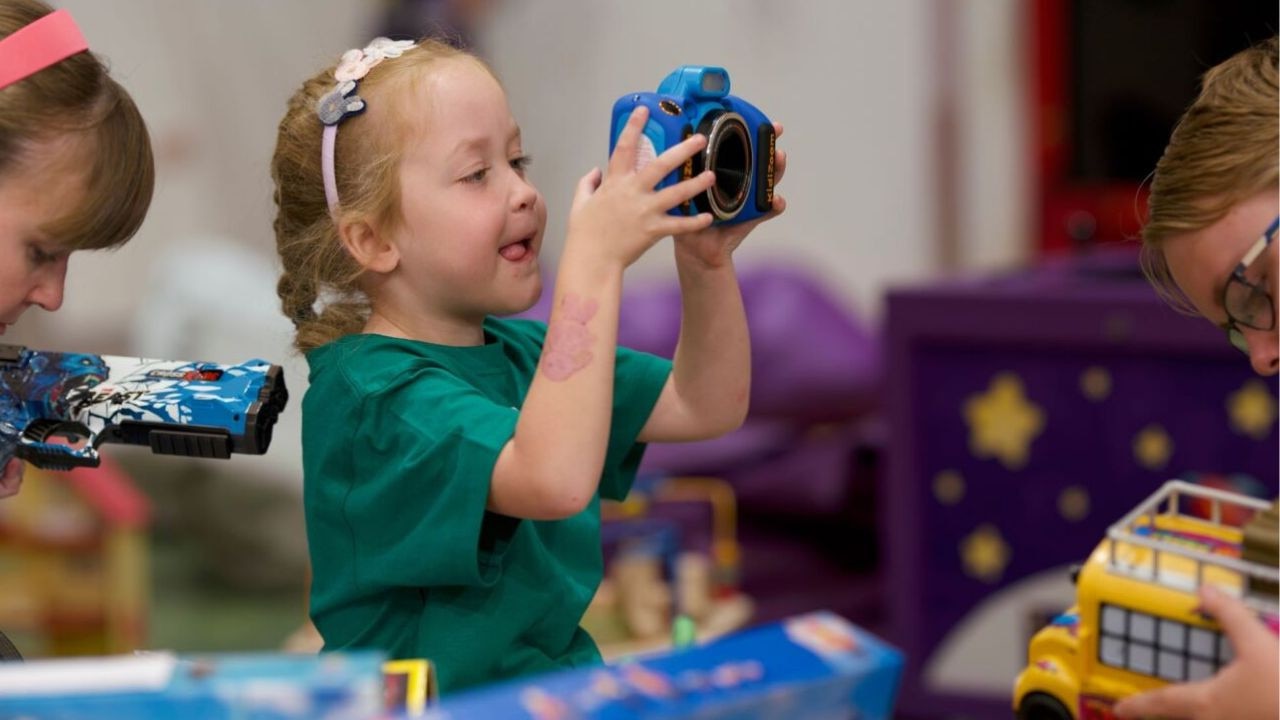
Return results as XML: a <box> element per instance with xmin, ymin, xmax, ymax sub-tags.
<box><xmin>0</xmin><ymin>459</ymin><xmax>23</xmax><ymax>499</ymax></box>
<box><xmin>673</xmin><ymin>122</ymin><xmax>787</xmax><ymax>270</ymax></box>
<box><xmin>1114</xmin><ymin>585</ymin><xmax>1279</xmax><ymax>720</ymax></box>
<box><xmin>567</xmin><ymin>106</ymin><xmax>717</xmax><ymax>269</ymax></box>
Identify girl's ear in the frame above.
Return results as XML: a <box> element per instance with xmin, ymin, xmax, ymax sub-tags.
<box><xmin>339</xmin><ymin>217</ymin><xmax>400</xmax><ymax>274</ymax></box>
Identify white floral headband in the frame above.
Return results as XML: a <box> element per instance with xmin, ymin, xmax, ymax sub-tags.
<box><xmin>316</xmin><ymin>37</ymin><xmax>416</xmax><ymax>219</ymax></box>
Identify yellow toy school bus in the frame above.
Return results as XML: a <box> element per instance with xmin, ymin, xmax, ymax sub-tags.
<box><xmin>1013</xmin><ymin>480</ymin><xmax>1279</xmax><ymax>720</ymax></box>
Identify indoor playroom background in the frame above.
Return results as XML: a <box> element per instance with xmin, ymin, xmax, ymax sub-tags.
<box><xmin>1</xmin><ymin>2</ymin><xmax>1275</xmax><ymax>719</ymax></box>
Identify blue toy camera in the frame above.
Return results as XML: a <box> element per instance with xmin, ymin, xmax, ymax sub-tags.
<box><xmin>610</xmin><ymin>65</ymin><xmax>775</xmax><ymax>226</ymax></box>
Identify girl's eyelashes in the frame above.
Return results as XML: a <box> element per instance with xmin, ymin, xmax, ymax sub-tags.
<box><xmin>26</xmin><ymin>243</ymin><xmax>58</xmax><ymax>265</ymax></box>
<box><xmin>461</xmin><ymin>166</ymin><xmax>489</xmax><ymax>184</ymax></box>
<box><xmin>459</xmin><ymin>156</ymin><xmax>532</xmax><ymax>184</ymax></box>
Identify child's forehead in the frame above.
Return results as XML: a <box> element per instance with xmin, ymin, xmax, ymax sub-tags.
<box><xmin>399</xmin><ymin>57</ymin><xmax>506</xmax><ymax>116</ymax></box>
<box><xmin>11</xmin><ymin>130</ymin><xmax>91</xmax><ymax>172</ymax></box>
<box><xmin>391</xmin><ymin>62</ymin><xmax>517</xmax><ymax>146</ymax></box>
<box><xmin>3</xmin><ymin>131</ymin><xmax>91</xmax><ymax>194</ymax></box>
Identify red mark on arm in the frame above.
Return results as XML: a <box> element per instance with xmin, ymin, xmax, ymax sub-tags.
<box><xmin>542</xmin><ymin>294</ymin><xmax>598</xmax><ymax>381</ymax></box>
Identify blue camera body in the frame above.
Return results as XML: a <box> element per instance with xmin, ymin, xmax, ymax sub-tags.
<box><xmin>610</xmin><ymin>65</ymin><xmax>775</xmax><ymax>226</ymax></box>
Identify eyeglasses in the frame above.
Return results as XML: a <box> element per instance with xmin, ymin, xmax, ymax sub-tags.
<box><xmin>1222</xmin><ymin>216</ymin><xmax>1278</xmax><ymax>354</ymax></box>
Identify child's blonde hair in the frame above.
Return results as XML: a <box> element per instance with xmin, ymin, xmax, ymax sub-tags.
<box><xmin>271</xmin><ymin>39</ymin><xmax>493</xmax><ymax>353</ymax></box>
<box><xmin>0</xmin><ymin>0</ymin><xmax>154</xmax><ymax>253</ymax></box>
<box><xmin>1141</xmin><ymin>35</ymin><xmax>1279</xmax><ymax>313</ymax></box>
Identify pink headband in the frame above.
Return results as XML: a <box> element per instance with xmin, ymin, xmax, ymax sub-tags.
<box><xmin>0</xmin><ymin>10</ymin><xmax>89</xmax><ymax>91</ymax></box>
<box><xmin>316</xmin><ymin>37</ymin><xmax>416</xmax><ymax>220</ymax></box>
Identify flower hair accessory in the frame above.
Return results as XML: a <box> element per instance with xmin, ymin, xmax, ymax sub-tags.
<box><xmin>317</xmin><ymin>37</ymin><xmax>416</xmax><ymax>218</ymax></box>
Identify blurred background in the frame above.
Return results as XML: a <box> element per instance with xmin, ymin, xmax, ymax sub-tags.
<box><xmin>1</xmin><ymin>2</ymin><xmax>1276</xmax><ymax>719</ymax></box>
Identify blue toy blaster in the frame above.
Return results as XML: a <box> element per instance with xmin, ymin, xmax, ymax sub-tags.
<box><xmin>610</xmin><ymin>65</ymin><xmax>776</xmax><ymax>226</ymax></box>
<box><xmin>0</xmin><ymin>344</ymin><xmax>287</xmax><ymax>470</ymax></box>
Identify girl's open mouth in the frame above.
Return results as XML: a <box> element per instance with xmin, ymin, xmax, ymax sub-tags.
<box><xmin>499</xmin><ymin>238</ymin><xmax>533</xmax><ymax>261</ymax></box>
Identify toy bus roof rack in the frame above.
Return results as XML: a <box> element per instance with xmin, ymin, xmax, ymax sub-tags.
<box><xmin>1105</xmin><ymin>480</ymin><xmax>1280</xmax><ymax>615</ymax></box>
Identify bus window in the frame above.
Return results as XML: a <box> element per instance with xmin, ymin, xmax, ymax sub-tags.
<box><xmin>1097</xmin><ymin>603</ymin><xmax>1230</xmax><ymax>682</ymax></box>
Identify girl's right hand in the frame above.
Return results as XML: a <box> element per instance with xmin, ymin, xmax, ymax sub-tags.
<box><xmin>566</xmin><ymin>106</ymin><xmax>717</xmax><ymax>268</ymax></box>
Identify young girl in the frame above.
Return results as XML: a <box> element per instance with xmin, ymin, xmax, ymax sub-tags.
<box><xmin>271</xmin><ymin>38</ymin><xmax>785</xmax><ymax>692</ymax></box>
<box><xmin>0</xmin><ymin>0</ymin><xmax>155</xmax><ymax>497</ymax></box>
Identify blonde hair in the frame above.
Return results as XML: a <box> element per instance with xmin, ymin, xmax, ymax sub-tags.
<box><xmin>0</xmin><ymin>0</ymin><xmax>154</xmax><ymax>253</ymax></box>
<box><xmin>1141</xmin><ymin>35</ymin><xmax>1279</xmax><ymax>313</ymax></box>
<box><xmin>271</xmin><ymin>39</ymin><xmax>492</xmax><ymax>353</ymax></box>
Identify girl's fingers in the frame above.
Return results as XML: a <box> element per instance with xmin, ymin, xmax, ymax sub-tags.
<box><xmin>607</xmin><ymin>106</ymin><xmax>650</xmax><ymax>177</ymax></box>
<box><xmin>640</xmin><ymin>132</ymin><xmax>707</xmax><ymax>186</ymax></box>
<box><xmin>659</xmin><ymin>212</ymin><xmax>715</xmax><ymax>237</ymax></box>
<box><xmin>569</xmin><ymin>167</ymin><xmax>602</xmax><ymax>214</ymax></box>
<box><xmin>653</xmin><ymin>170</ymin><xmax>715</xmax><ymax>211</ymax></box>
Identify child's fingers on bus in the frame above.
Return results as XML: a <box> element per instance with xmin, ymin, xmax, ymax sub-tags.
<box><xmin>1113</xmin><ymin>680</ymin><xmax>1208</xmax><ymax>719</ymax></box>
<box><xmin>1199</xmin><ymin>585</ymin><xmax>1274</xmax><ymax>654</ymax></box>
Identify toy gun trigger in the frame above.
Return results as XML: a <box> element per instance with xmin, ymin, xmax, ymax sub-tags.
<box><xmin>15</xmin><ymin>418</ymin><xmax>101</xmax><ymax>470</ymax></box>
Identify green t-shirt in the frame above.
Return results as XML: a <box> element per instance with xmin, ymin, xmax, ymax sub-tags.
<box><xmin>302</xmin><ymin>317</ymin><xmax>671</xmax><ymax>694</ymax></box>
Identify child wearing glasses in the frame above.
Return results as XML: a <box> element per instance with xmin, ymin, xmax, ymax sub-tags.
<box><xmin>1116</xmin><ymin>35</ymin><xmax>1278</xmax><ymax>720</ymax></box>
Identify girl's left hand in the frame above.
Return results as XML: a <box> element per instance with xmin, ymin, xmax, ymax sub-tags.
<box><xmin>673</xmin><ymin>122</ymin><xmax>787</xmax><ymax>269</ymax></box>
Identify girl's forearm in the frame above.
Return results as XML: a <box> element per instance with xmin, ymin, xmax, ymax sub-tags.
<box><xmin>489</xmin><ymin>243</ymin><xmax>624</xmax><ymax>519</ymax></box>
<box><xmin>668</xmin><ymin>253</ymin><xmax>751</xmax><ymax>436</ymax></box>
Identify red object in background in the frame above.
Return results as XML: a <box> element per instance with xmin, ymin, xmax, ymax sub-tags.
<box><xmin>1030</xmin><ymin>0</ymin><xmax>1147</xmax><ymax>255</ymax></box>
<box><xmin>1184</xmin><ymin>473</ymin><xmax>1269</xmax><ymax>527</ymax></box>
<box><xmin>63</xmin><ymin>454</ymin><xmax>150</xmax><ymax>529</ymax></box>
<box><xmin>1028</xmin><ymin>0</ymin><xmax>1275</xmax><ymax>255</ymax></box>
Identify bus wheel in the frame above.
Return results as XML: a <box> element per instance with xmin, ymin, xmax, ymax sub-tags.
<box><xmin>1018</xmin><ymin>692</ymin><xmax>1073</xmax><ymax>720</ymax></box>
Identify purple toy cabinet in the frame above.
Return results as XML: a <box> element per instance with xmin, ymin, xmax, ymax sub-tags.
<box><xmin>884</xmin><ymin>254</ymin><xmax>1278</xmax><ymax>719</ymax></box>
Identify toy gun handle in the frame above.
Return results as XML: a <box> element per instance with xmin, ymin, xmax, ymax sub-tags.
<box><xmin>10</xmin><ymin>419</ymin><xmax>240</xmax><ymax>470</ymax></box>
<box><xmin>15</xmin><ymin>418</ymin><xmax>101</xmax><ymax>470</ymax></box>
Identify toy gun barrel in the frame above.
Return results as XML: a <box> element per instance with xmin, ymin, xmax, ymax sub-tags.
<box><xmin>94</xmin><ymin>363</ymin><xmax>287</xmax><ymax>458</ymax></box>
<box><xmin>0</xmin><ymin>344</ymin><xmax>288</xmax><ymax>471</ymax></box>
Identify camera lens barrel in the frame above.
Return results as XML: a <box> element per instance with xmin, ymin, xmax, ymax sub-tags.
<box><xmin>694</xmin><ymin>111</ymin><xmax>752</xmax><ymax>221</ymax></box>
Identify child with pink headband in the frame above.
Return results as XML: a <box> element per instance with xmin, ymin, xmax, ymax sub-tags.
<box><xmin>0</xmin><ymin>0</ymin><xmax>155</xmax><ymax>498</ymax></box>
<box><xmin>271</xmin><ymin>38</ymin><xmax>785</xmax><ymax>692</ymax></box>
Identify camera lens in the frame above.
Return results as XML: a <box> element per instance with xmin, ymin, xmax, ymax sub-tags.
<box><xmin>693</xmin><ymin>111</ymin><xmax>752</xmax><ymax>221</ymax></box>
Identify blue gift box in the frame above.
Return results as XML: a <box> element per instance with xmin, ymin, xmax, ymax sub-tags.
<box><xmin>425</xmin><ymin>611</ymin><xmax>903</xmax><ymax>720</ymax></box>
<box><xmin>0</xmin><ymin>650</ymin><xmax>385</xmax><ymax>720</ymax></box>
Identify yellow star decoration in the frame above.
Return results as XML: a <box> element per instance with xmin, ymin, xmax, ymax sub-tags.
<box><xmin>1226</xmin><ymin>380</ymin><xmax>1277</xmax><ymax>441</ymax></box>
<box><xmin>1080</xmin><ymin>366</ymin><xmax>1112</xmax><ymax>402</ymax></box>
<box><xmin>1133</xmin><ymin>424</ymin><xmax>1173</xmax><ymax>470</ymax></box>
<box><xmin>964</xmin><ymin>373</ymin><xmax>1045</xmax><ymax>470</ymax></box>
<box><xmin>961</xmin><ymin>523</ymin><xmax>1010</xmax><ymax>584</ymax></box>
<box><xmin>1058</xmin><ymin>486</ymin><xmax>1090</xmax><ymax>522</ymax></box>
<box><xmin>933</xmin><ymin>470</ymin><xmax>965</xmax><ymax>505</ymax></box>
